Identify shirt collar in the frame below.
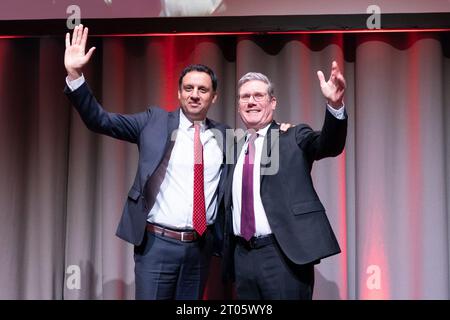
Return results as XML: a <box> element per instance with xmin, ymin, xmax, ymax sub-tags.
<box><xmin>246</xmin><ymin>123</ymin><xmax>271</xmax><ymax>140</ymax></box>
<box><xmin>179</xmin><ymin>109</ymin><xmax>206</xmax><ymax>131</ymax></box>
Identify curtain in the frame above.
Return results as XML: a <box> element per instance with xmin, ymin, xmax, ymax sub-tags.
<box><xmin>0</xmin><ymin>32</ymin><xmax>449</xmax><ymax>299</ymax></box>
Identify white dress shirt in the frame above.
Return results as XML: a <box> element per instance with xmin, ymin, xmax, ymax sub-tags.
<box><xmin>146</xmin><ymin>111</ymin><xmax>223</xmax><ymax>228</ymax></box>
<box><xmin>232</xmin><ymin>124</ymin><xmax>273</xmax><ymax>237</ymax></box>
<box><xmin>67</xmin><ymin>75</ymin><xmax>223</xmax><ymax>230</ymax></box>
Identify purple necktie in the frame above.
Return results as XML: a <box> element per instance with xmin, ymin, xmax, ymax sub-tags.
<box><xmin>241</xmin><ymin>133</ymin><xmax>257</xmax><ymax>241</ymax></box>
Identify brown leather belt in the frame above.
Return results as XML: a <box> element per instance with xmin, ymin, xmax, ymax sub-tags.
<box><xmin>146</xmin><ymin>223</ymin><xmax>200</xmax><ymax>242</ymax></box>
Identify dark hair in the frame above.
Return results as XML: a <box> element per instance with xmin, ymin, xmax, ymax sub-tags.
<box><xmin>178</xmin><ymin>64</ymin><xmax>218</xmax><ymax>92</ymax></box>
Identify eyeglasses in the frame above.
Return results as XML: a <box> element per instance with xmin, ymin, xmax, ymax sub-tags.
<box><xmin>238</xmin><ymin>92</ymin><xmax>268</xmax><ymax>102</ymax></box>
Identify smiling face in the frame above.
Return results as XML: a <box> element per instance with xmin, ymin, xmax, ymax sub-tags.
<box><xmin>178</xmin><ymin>71</ymin><xmax>217</xmax><ymax>122</ymax></box>
<box><xmin>238</xmin><ymin>80</ymin><xmax>277</xmax><ymax>130</ymax></box>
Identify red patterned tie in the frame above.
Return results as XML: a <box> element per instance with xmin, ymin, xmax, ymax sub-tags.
<box><xmin>193</xmin><ymin>123</ymin><xmax>207</xmax><ymax>236</ymax></box>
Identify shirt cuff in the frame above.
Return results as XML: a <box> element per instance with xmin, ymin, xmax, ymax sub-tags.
<box><xmin>326</xmin><ymin>104</ymin><xmax>346</xmax><ymax>120</ymax></box>
<box><xmin>66</xmin><ymin>74</ymin><xmax>85</xmax><ymax>92</ymax></box>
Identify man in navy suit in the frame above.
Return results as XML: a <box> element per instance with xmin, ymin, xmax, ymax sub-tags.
<box><xmin>64</xmin><ymin>25</ymin><xmax>229</xmax><ymax>299</ymax></box>
<box><xmin>223</xmin><ymin>63</ymin><xmax>347</xmax><ymax>299</ymax></box>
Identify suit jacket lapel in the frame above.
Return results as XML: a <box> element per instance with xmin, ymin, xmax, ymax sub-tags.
<box><xmin>224</xmin><ymin>132</ymin><xmax>245</xmax><ymax>210</ymax></box>
<box><xmin>167</xmin><ymin>109</ymin><xmax>180</xmax><ymax>146</ymax></box>
<box><xmin>232</xmin><ymin>133</ymin><xmax>246</xmax><ymax>172</ymax></box>
<box><xmin>260</xmin><ymin>121</ymin><xmax>280</xmax><ymax>183</ymax></box>
<box><xmin>206</xmin><ymin>118</ymin><xmax>226</xmax><ymax>158</ymax></box>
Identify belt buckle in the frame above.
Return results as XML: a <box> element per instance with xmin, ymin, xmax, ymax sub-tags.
<box><xmin>181</xmin><ymin>231</ymin><xmax>194</xmax><ymax>242</ymax></box>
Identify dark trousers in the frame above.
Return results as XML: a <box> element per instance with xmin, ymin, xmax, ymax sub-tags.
<box><xmin>234</xmin><ymin>238</ymin><xmax>314</xmax><ymax>300</ymax></box>
<box><xmin>134</xmin><ymin>229</ymin><xmax>213</xmax><ymax>300</ymax></box>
